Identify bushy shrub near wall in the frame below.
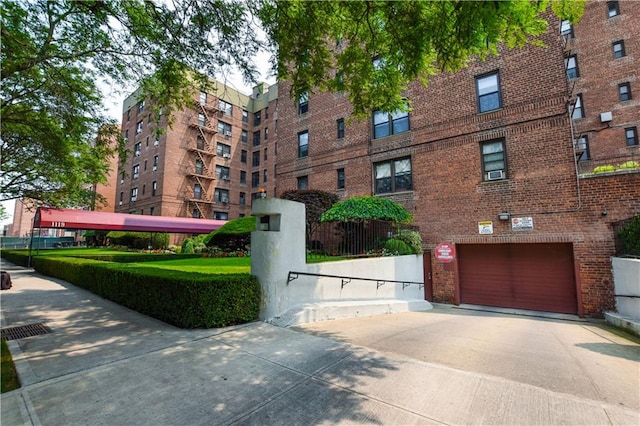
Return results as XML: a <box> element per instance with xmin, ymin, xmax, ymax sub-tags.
<box><xmin>383</xmin><ymin>239</ymin><xmax>414</xmax><ymax>255</ymax></box>
<box><xmin>30</xmin><ymin>257</ymin><xmax>260</xmax><ymax>328</ymax></box>
<box><xmin>618</xmin><ymin>216</ymin><xmax>640</xmax><ymax>257</ymax></box>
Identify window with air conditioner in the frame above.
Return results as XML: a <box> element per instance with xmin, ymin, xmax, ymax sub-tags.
<box><xmin>218</xmin><ymin>100</ymin><xmax>233</xmax><ymax>116</ymax></box>
<box><xmin>217</xmin><ymin>121</ymin><xmax>232</xmax><ymax>136</ymax></box>
<box><xmin>136</xmin><ymin>120</ymin><xmax>143</xmax><ymax>134</ymax></box>
<box><xmin>481</xmin><ymin>139</ymin><xmax>507</xmax><ymax>181</ymax></box>
<box><xmin>216</xmin><ymin>142</ymin><xmax>231</xmax><ymax>157</ymax></box>
<box><xmin>132</xmin><ymin>164</ymin><xmax>140</xmax><ymax>180</ymax></box>
<box><xmin>215</xmin><ymin>188</ymin><xmax>229</xmax><ymax>203</ymax></box>
<box><xmin>216</xmin><ymin>165</ymin><xmax>230</xmax><ymax>181</ymax></box>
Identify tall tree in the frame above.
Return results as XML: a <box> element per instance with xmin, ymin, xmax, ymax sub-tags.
<box><xmin>1</xmin><ymin>0</ymin><xmax>584</xmax><ymax>206</ymax></box>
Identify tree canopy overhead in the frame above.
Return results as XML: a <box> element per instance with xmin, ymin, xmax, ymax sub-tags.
<box><xmin>1</xmin><ymin>0</ymin><xmax>584</xmax><ymax>207</ymax></box>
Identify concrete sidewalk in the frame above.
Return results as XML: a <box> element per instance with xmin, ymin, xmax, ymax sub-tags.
<box><xmin>1</xmin><ymin>263</ymin><xmax>639</xmax><ymax>425</ymax></box>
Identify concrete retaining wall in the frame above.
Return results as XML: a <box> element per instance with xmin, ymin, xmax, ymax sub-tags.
<box><xmin>605</xmin><ymin>257</ymin><xmax>640</xmax><ymax>336</ymax></box>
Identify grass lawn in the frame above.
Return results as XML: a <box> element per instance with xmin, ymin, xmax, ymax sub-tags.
<box><xmin>1</xmin><ymin>339</ymin><xmax>20</xmax><ymax>393</ymax></box>
<box><xmin>129</xmin><ymin>256</ymin><xmax>251</xmax><ymax>274</ymax></box>
<box><xmin>32</xmin><ymin>248</ymin><xmax>153</xmax><ymax>257</ymax></box>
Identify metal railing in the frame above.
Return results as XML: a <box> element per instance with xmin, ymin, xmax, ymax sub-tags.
<box><xmin>287</xmin><ymin>271</ymin><xmax>423</xmax><ymax>290</ymax></box>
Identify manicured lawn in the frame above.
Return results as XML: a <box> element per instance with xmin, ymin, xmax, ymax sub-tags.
<box><xmin>1</xmin><ymin>339</ymin><xmax>20</xmax><ymax>393</ymax></box>
<box><xmin>33</xmin><ymin>248</ymin><xmax>151</xmax><ymax>257</ymax></box>
<box><xmin>130</xmin><ymin>257</ymin><xmax>251</xmax><ymax>274</ymax></box>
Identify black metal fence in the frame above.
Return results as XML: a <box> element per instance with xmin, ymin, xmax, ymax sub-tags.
<box><xmin>306</xmin><ymin>220</ymin><xmax>420</xmax><ymax>259</ymax></box>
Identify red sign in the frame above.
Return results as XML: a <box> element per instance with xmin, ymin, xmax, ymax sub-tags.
<box><xmin>435</xmin><ymin>243</ymin><xmax>456</xmax><ymax>263</ymax></box>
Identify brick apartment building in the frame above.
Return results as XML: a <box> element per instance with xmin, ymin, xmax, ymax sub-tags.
<box><xmin>273</xmin><ymin>1</ymin><xmax>639</xmax><ymax>317</ymax></box>
<box><xmin>116</xmin><ymin>80</ymin><xmax>277</xmax><ymax>222</ymax></box>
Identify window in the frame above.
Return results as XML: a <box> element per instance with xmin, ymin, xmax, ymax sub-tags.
<box><xmin>337</xmin><ymin>118</ymin><xmax>345</xmax><ymax>139</ymax></box>
<box><xmin>476</xmin><ymin>72</ymin><xmax>502</xmax><ymax>113</ymax></box>
<box><xmin>626</xmin><ymin>127</ymin><xmax>638</xmax><ymax>146</ymax></box>
<box><xmin>119</xmin><ymin>192</ymin><xmax>123</xmax><ymax>203</ymax></box>
<box><xmin>572</xmin><ymin>94</ymin><xmax>584</xmax><ymax>119</ymax></box>
<box><xmin>263</xmin><ymin>169</ymin><xmax>268</xmax><ymax>183</ymax></box>
<box><xmin>264</xmin><ymin>148</ymin><xmax>268</xmax><ymax>161</ymax></box>
<box><xmin>153</xmin><ymin>155</ymin><xmax>159</xmax><ymax>169</ymax></box>
<box><xmin>240</xmin><ymin>170</ymin><xmax>247</xmax><ymax>184</ymax></box>
<box><xmin>218</xmin><ymin>121</ymin><xmax>232</xmax><ymax>137</ymax></box>
<box><xmin>215</xmin><ymin>188</ymin><xmax>229</xmax><ymax>203</ymax></box>
<box><xmin>241</xmin><ymin>150</ymin><xmax>247</xmax><ymax>163</ymax></box>
<box><xmin>265</xmin><ymin>106</ymin><xmax>269</xmax><ymax>120</ymax></box>
<box><xmin>264</xmin><ymin>127</ymin><xmax>269</xmax><ymax>141</ymax></box>
<box><xmin>254</xmin><ymin>111</ymin><xmax>261</xmax><ymax>126</ymax></box>
<box><xmin>193</xmin><ymin>184</ymin><xmax>202</xmax><ymax>199</ymax></box>
<box><xmin>125</xmin><ymin>129</ymin><xmax>129</xmax><ymax>140</ymax></box>
<box><xmin>216</xmin><ymin>165</ymin><xmax>230</xmax><ymax>181</ymax></box>
<box><xmin>619</xmin><ymin>83</ymin><xmax>632</xmax><ymax>101</ymax></box>
<box><xmin>252</xmin><ymin>172</ymin><xmax>260</xmax><ymax>188</ymax></box>
<box><xmin>239</xmin><ymin>192</ymin><xmax>246</xmax><ymax>206</ymax></box>
<box><xmin>134</xmin><ymin>142</ymin><xmax>142</xmax><ymax>156</ymax></box>
<box><xmin>199</xmin><ymin>91</ymin><xmax>207</xmax><ymax>104</ymax></box>
<box><xmin>214</xmin><ymin>212</ymin><xmax>228</xmax><ymax>220</ymax></box>
<box><xmin>252</xmin><ymin>151</ymin><xmax>260</xmax><ymax>167</ymax></box>
<box><xmin>242</xmin><ymin>109</ymin><xmax>248</xmax><ymax>123</ymax></box>
<box><xmin>298</xmin><ymin>131</ymin><xmax>309</xmax><ymax>157</ymax></box>
<box><xmin>566</xmin><ymin>55</ymin><xmax>579</xmax><ymax>79</ymax></box>
<box><xmin>298</xmin><ymin>92</ymin><xmax>309</xmax><ymax>114</ymax></box>
<box><xmin>481</xmin><ymin>140</ymin><xmax>507</xmax><ymax>181</ymax></box>
<box><xmin>607</xmin><ymin>1</ymin><xmax>619</xmax><ymax>18</ymax></box>
<box><xmin>297</xmin><ymin>176</ymin><xmax>309</xmax><ymax>190</ymax></box>
<box><xmin>144</xmin><ymin>160</ymin><xmax>147</xmax><ymax>171</ymax></box>
<box><xmin>560</xmin><ymin>20</ymin><xmax>573</xmax><ymax>39</ymax></box>
<box><xmin>137</xmin><ymin>100</ymin><xmax>145</xmax><ymax>113</ymax></box>
<box><xmin>216</xmin><ymin>143</ymin><xmax>231</xmax><ymax>157</ymax></box>
<box><xmin>132</xmin><ymin>164</ymin><xmax>140</xmax><ymax>180</ymax></box>
<box><xmin>142</xmin><ymin>184</ymin><xmax>146</xmax><ymax>195</ymax></box>
<box><xmin>126</xmin><ymin>110</ymin><xmax>131</xmax><ymax>122</ymax></box>
<box><xmin>193</xmin><ymin>159</ymin><xmax>203</xmax><ymax>175</ymax></box>
<box><xmin>131</xmin><ymin>187</ymin><xmax>138</xmax><ymax>201</ymax></box>
<box><xmin>218</xmin><ymin>100</ymin><xmax>233</xmax><ymax>116</ymax></box>
<box><xmin>337</xmin><ymin>168</ymin><xmax>345</xmax><ymax>190</ymax></box>
<box><xmin>152</xmin><ymin>181</ymin><xmax>157</xmax><ymax>196</ymax></box>
<box><xmin>136</xmin><ymin>120</ymin><xmax>143</xmax><ymax>134</ymax></box>
<box><xmin>192</xmin><ymin>209</ymin><xmax>201</xmax><ymax>219</ymax></box>
<box><xmin>253</xmin><ymin>131</ymin><xmax>261</xmax><ymax>146</ymax></box>
<box><xmin>575</xmin><ymin>135</ymin><xmax>590</xmax><ymax>161</ymax></box>
<box><xmin>198</xmin><ymin>113</ymin><xmax>206</xmax><ymax>126</ymax></box>
<box><xmin>374</xmin><ymin>158</ymin><xmax>412</xmax><ymax>194</ymax></box>
<box><xmin>241</xmin><ymin>130</ymin><xmax>248</xmax><ymax>143</ymax></box>
<box><xmin>613</xmin><ymin>40</ymin><xmax>626</xmax><ymax>58</ymax></box>
<box><xmin>373</xmin><ymin>109</ymin><xmax>409</xmax><ymax>139</ymax></box>
<box><xmin>197</xmin><ymin>135</ymin><xmax>205</xmax><ymax>150</ymax></box>
<box><xmin>150</xmin><ymin>207</ymin><xmax>154</xmax><ymax>215</ymax></box>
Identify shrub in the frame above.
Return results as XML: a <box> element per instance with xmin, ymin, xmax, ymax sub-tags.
<box><xmin>383</xmin><ymin>239</ymin><xmax>414</xmax><ymax>255</ymax></box>
<box><xmin>320</xmin><ymin>196</ymin><xmax>413</xmax><ymax>223</ymax></box>
<box><xmin>618</xmin><ymin>216</ymin><xmax>640</xmax><ymax>256</ymax></box>
<box><xmin>593</xmin><ymin>165</ymin><xmax>615</xmax><ymax>174</ymax></box>
<box><xmin>0</xmin><ymin>250</ymin><xmax>30</xmax><ymax>266</ymax></box>
<box><xmin>106</xmin><ymin>231</ymin><xmax>169</xmax><ymax>249</ymax></box>
<box><xmin>182</xmin><ymin>239</ymin><xmax>195</xmax><ymax>254</ymax></box>
<box><xmin>617</xmin><ymin>161</ymin><xmax>639</xmax><ymax>170</ymax></box>
<box><xmin>30</xmin><ymin>256</ymin><xmax>260</xmax><ymax>328</ymax></box>
<box><xmin>204</xmin><ymin>216</ymin><xmax>255</xmax><ymax>252</ymax></box>
<box><xmin>393</xmin><ymin>229</ymin><xmax>423</xmax><ymax>254</ymax></box>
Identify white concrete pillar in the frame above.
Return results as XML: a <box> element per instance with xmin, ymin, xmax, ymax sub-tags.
<box><xmin>251</xmin><ymin>198</ymin><xmax>306</xmax><ymax>320</ymax></box>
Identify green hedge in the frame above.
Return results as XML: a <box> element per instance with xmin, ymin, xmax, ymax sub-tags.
<box><xmin>4</xmin><ymin>253</ymin><xmax>260</xmax><ymax>328</ymax></box>
<box><xmin>0</xmin><ymin>250</ymin><xmax>30</xmax><ymax>267</ymax></box>
<box><xmin>68</xmin><ymin>253</ymin><xmax>203</xmax><ymax>263</ymax></box>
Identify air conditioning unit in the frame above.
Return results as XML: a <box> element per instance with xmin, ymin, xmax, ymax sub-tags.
<box><xmin>134</xmin><ymin>150</ymin><xmax>141</xmax><ymax>157</ymax></box>
<box><xmin>119</xmin><ymin>201</ymin><xmax>123</xmax><ymax>206</ymax></box>
<box><xmin>224</xmin><ymin>131</ymin><xmax>232</xmax><ymax>137</ymax></box>
<box><xmin>222</xmin><ymin>176</ymin><xmax>230</xmax><ymax>181</ymax></box>
<box><xmin>486</xmin><ymin>170</ymin><xmax>504</xmax><ymax>181</ymax></box>
<box><xmin>223</xmin><ymin>153</ymin><xmax>231</xmax><ymax>159</ymax></box>
<box><xmin>154</xmin><ymin>140</ymin><xmax>160</xmax><ymax>147</ymax></box>
<box><xmin>133</xmin><ymin>174</ymin><xmax>139</xmax><ymax>180</ymax></box>
<box><xmin>221</xmin><ymin>198</ymin><xmax>229</xmax><ymax>204</ymax></box>
<box><xmin>152</xmin><ymin>166</ymin><xmax>157</xmax><ymax>171</ymax></box>
<box><xmin>131</xmin><ymin>197</ymin><xmax>137</xmax><ymax>202</ymax></box>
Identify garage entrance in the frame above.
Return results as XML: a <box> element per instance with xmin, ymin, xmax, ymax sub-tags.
<box><xmin>458</xmin><ymin>243</ymin><xmax>577</xmax><ymax>314</ymax></box>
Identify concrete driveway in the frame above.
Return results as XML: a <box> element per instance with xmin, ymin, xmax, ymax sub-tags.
<box><xmin>295</xmin><ymin>305</ymin><xmax>640</xmax><ymax>412</ymax></box>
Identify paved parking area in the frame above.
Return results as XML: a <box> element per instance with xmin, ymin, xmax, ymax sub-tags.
<box><xmin>295</xmin><ymin>304</ymin><xmax>640</xmax><ymax>411</ymax></box>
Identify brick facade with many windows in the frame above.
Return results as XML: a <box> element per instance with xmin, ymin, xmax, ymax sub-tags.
<box><xmin>273</xmin><ymin>5</ymin><xmax>639</xmax><ymax>317</ymax></box>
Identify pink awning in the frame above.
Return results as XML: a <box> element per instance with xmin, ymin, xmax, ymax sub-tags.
<box><xmin>34</xmin><ymin>208</ymin><xmax>225</xmax><ymax>234</ymax></box>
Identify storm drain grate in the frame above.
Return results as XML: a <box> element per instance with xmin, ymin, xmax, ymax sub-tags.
<box><xmin>1</xmin><ymin>323</ymin><xmax>52</xmax><ymax>341</ymax></box>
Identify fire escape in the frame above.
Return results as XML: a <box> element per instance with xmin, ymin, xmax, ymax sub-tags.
<box><xmin>562</xmin><ymin>21</ymin><xmax>587</xmax><ymax>162</ymax></box>
<box><xmin>186</xmin><ymin>98</ymin><xmax>218</xmax><ymax>218</ymax></box>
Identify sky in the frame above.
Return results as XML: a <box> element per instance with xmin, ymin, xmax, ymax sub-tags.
<box><xmin>1</xmin><ymin>53</ymin><xmax>275</xmax><ymax>229</ymax></box>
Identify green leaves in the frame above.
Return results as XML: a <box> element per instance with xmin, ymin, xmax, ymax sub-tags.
<box><xmin>320</xmin><ymin>196</ymin><xmax>413</xmax><ymax>223</ymax></box>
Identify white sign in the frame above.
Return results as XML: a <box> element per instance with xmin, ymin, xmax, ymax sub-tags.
<box><xmin>478</xmin><ymin>221</ymin><xmax>494</xmax><ymax>235</ymax></box>
<box><xmin>511</xmin><ymin>217</ymin><xmax>534</xmax><ymax>231</ymax></box>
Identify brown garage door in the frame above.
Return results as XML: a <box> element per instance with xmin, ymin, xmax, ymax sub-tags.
<box><xmin>458</xmin><ymin>243</ymin><xmax>577</xmax><ymax>314</ymax></box>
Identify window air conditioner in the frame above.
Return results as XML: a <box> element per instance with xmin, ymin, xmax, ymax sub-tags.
<box><xmin>154</xmin><ymin>141</ymin><xmax>160</xmax><ymax>147</ymax></box>
<box><xmin>486</xmin><ymin>170</ymin><xmax>504</xmax><ymax>180</ymax></box>
<box><xmin>119</xmin><ymin>201</ymin><xmax>123</xmax><ymax>206</ymax></box>
<box><xmin>224</xmin><ymin>131</ymin><xmax>232</xmax><ymax>137</ymax></box>
<box><xmin>134</xmin><ymin>150</ymin><xmax>141</xmax><ymax>157</ymax></box>
<box><xmin>222</xmin><ymin>176</ymin><xmax>230</xmax><ymax>181</ymax></box>
<box><xmin>223</xmin><ymin>153</ymin><xmax>231</xmax><ymax>159</ymax></box>
<box><xmin>221</xmin><ymin>197</ymin><xmax>229</xmax><ymax>204</ymax></box>
<box><xmin>131</xmin><ymin>196</ymin><xmax>137</xmax><ymax>202</ymax></box>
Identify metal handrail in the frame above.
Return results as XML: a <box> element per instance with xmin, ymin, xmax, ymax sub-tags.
<box><xmin>287</xmin><ymin>271</ymin><xmax>423</xmax><ymax>290</ymax></box>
